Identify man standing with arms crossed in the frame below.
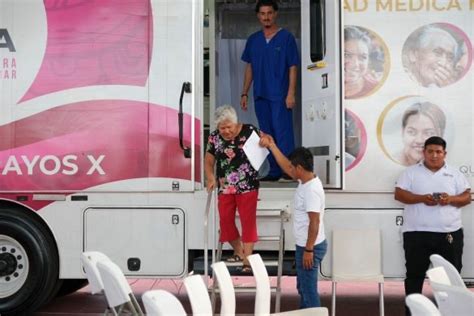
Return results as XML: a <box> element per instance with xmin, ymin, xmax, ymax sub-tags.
<box><xmin>241</xmin><ymin>0</ymin><xmax>299</xmax><ymax>181</ymax></box>
<box><xmin>260</xmin><ymin>134</ymin><xmax>327</xmax><ymax>308</ymax></box>
<box><xmin>394</xmin><ymin>136</ymin><xmax>471</xmax><ymax>314</ymax></box>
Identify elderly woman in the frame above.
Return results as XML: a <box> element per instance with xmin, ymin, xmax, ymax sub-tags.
<box><xmin>205</xmin><ymin>105</ymin><xmax>260</xmax><ymax>272</ymax></box>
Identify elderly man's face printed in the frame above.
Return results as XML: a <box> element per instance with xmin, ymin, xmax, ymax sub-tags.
<box><xmin>410</xmin><ymin>33</ymin><xmax>456</xmax><ymax>87</ymax></box>
<box><xmin>402</xmin><ymin>114</ymin><xmax>438</xmax><ymax>164</ymax></box>
<box><xmin>344</xmin><ymin>39</ymin><xmax>369</xmax><ymax>85</ymax></box>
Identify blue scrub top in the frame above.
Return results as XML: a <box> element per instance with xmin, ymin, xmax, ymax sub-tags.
<box><xmin>241</xmin><ymin>28</ymin><xmax>299</xmax><ymax>101</ymax></box>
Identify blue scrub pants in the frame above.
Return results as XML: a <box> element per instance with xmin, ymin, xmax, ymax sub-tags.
<box><xmin>254</xmin><ymin>97</ymin><xmax>295</xmax><ymax>178</ymax></box>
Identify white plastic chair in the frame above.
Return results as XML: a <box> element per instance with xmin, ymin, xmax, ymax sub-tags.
<box><xmin>81</xmin><ymin>251</ymin><xmax>110</xmax><ymax>295</ymax></box>
<box><xmin>331</xmin><ymin>229</ymin><xmax>384</xmax><ymax>316</ymax></box>
<box><xmin>427</xmin><ymin>267</ymin><xmax>474</xmax><ymax>316</ymax></box>
<box><xmin>81</xmin><ymin>251</ymin><xmax>113</xmax><ymax>315</ymax></box>
<box><xmin>142</xmin><ymin>289</ymin><xmax>186</xmax><ymax>316</ymax></box>
<box><xmin>405</xmin><ymin>294</ymin><xmax>441</xmax><ymax>316</ymax></box>
<box><xmin>183</xmin><ymin>274</ymin><xmax>213</xmax><ymax>316</ymax></box>
<box><xmin>211</xmin><ymin>261</ymin><xmax>236</xmax><ymax>316</ymax></box>
<box><xmin>426</xmin><ymin>267</ymin><xmax>451</xmax><ymax>286</ymax></box>
<box><xmin>427</xmin><ymin>266</ymin><xmax>474</xmax><ymax>315</ymax></box>
<box><xmin>96</xmin><ymin>260</ymin><xmax>144</xmax><ymax>316</ymax></box>
<box><xmin>430</xmin><ymin>254</ymin><xmax>466</xmax><ymax>288</ymax></box>
<box><xmin>247</xmin><ymin>254</ymin><xmax>329</xmax><ymax>316</ymax></box>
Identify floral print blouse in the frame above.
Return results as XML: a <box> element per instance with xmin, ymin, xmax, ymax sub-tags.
<box><xmin>206</xmin><ymin>124</ymin><xmax>260</xmax><ymax>194</ymax></box>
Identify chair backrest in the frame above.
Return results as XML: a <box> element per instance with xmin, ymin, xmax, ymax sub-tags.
<box><xmin>142</xmin><ymin>290</ymin><xmax>186</xmax><ymax>316</ymax></box>
<box><xmin>426</xmin><ymin>267</ymin><xmax>451</xmax><ymax>286</ymax></box>
<box><xmin>183</xmin><ymin>274</ymin><xmax>213</xmax><ymax>316</ymax></box>
<box><xmin>211</xmin><ymin>261</ymin><xmax>236</xmax><ymax>316</ymax></box>
<box><xmin>405</xmin><ymin>294</ymin><xmax>441</xmax><ymax>316</ymax></box>
<box><xmin>80</xmin><ymin>251</ymin><xmax>111</xmax><ymax>294</ymax></box>
<box><xmin>430</xmin><ymin>254</ymin><xmax>466</xmax><ymax>288</ymax></box>
<box><xmin>96</xmin><ymin>259</ymin><xmax>133</xmax><ymax>308</ymax></box>
<box><xmin>247</xmin><ymin>254</ymin><xmax>271</xmax><ymax>316</ymax></box>
<box><xmin>331</xmin><ymin>229</ymin><xmax>383</xmax><ymax>281</ymax></box>
<box><xmin>428</xmin><ymin>279</ymin><xmax>474</xmax><ymax>316</ymax></box>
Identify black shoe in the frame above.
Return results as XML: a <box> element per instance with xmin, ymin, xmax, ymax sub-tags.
<box><xmin>259</xmin><ymin>175</ymin><xmax>280</xmax><ymax>182</ymax></box>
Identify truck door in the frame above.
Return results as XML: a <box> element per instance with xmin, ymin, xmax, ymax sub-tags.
<box><xmin>301</xmin><ymin>0</ymin><xmax>343</xmax><ymax>188</ymax></box>
<box><xmin>148</xmin><ymin>0</ymin><xmax>202</xmax><ymax>192</ymax></box>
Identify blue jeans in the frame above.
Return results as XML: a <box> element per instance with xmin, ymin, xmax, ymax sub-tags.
<box><xmin>295</xmin><ymin>240</ymin><xmax>328</xmax><ymax>308</ymax></box>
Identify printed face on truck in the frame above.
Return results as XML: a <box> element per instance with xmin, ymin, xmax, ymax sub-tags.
<box><xmin>344</xmin><ymin>39</ymin><xmax>369</xmax><ymax>86</ymax></box>
<box><xmin>403</xmin><ymin>24</ymin><xmax>463</xmax><ymax>87</ymax></box>
<box><xmin>412</xmin><ymin>34</ymin><xmax>456</xmax><ymax>87</ymax></box>
<box><xmin>401</xmin><ymin>114</ymin><xmax>438</xmax><ymax>165</ymax></box>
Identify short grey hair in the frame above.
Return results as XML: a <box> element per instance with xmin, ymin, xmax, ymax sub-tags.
<box><xmin>214</xmin><ymin>105</ymin><xmax>238</xmax><ymax>126</ymax></box>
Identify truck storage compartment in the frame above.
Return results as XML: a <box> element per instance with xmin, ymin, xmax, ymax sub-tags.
<box><xmin>84</xmin><ymin>207</ymin><xmax>186</xmax><ymax>277</ymax></box>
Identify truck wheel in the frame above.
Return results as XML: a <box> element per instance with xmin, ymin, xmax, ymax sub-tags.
<box><xmin>0</xmin><ymin>208</ymin><xmax>59</xmax><ymax>315</ymax></box>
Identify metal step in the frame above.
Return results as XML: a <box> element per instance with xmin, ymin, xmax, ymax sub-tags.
<box><xmin>223</xmin><ymin>260</ymin><xmax>279</xmax><ymax>267</ymax></box>
<box><xmin>193</xmin><ymin>253</ymin><xmax>296</xmax><ymax>276</ymax></box>
<box><xmin>258</xmin><ymin>235</ymin><xmax>281</xmax><ymax>242</ymax></box>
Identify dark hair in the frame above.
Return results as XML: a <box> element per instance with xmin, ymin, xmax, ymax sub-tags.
<box><xmin>289</xmin><ymin>147</ymin><xmax>313</xmax><ymax>172</ymax></box>
<box><xmin>424</xmin><ymin>136</ymin><xmax>446</xmax><ymax>150</ymax></box>
<box><xmin>256</xmin><ymin>0</ymin><xmax>278</xmax><ymax>13</ymax></box>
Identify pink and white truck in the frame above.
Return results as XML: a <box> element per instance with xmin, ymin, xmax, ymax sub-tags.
<box><xmin>0</xmin><ymin>0</ymin><xmax>472</xmax><ymax>314</ymax></box>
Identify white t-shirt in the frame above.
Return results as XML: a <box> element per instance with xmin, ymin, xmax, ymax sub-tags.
<box><xmin>396</xmin><ymin>162</ymin><xmax>471</xmax><ymax>233</ymax></box>
<box><xmin>293</xmin><ymin>177</ymin><xmax>326</xmax><ymax>247</ymax></box>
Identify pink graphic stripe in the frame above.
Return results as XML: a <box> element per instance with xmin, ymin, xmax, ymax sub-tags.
<box><xmin>0</xmin><ymin>101</ymin><xmax>201</xmax><ymax>191</ymax></box>
<box><xmin>21</xmin><ymin>0</ymin><xmax>153</xmax><ymax>102</ymax></box>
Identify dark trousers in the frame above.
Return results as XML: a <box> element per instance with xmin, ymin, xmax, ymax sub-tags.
<box><xmin>403</xmin><ymin>229</ymin><xmax>463</xmax><ymax>315</ymax></box>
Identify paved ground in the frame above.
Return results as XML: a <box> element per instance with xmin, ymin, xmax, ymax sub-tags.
<box><xmin>34</xmin><ymin>277</ymin><xmax>445</xmax><ymax>316</ymax></box>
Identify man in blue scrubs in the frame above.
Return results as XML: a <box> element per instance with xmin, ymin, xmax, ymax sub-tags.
<box><xmin>241</xmin><ymin>0</ymin><xmax>299</xmax><ymax>181</ymax></box>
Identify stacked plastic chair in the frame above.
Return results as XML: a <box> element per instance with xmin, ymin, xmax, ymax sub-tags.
<box><xmin>427</xmin><ymin>266</ymin><xmax>474</xmax><ymax>316</ymax></box>
<box><xmin>142</xmin><ymin>289</ymin><xmax>186</xmax><ymax>316</ymax></box>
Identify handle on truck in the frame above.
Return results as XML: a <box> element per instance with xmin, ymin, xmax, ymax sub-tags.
<box><xmin>178</xmin><ymin>82</ymin><xmax>192</xmax><ymax>158</ymax></box>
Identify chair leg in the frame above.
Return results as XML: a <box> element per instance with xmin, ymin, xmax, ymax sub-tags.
<box><xmin>331</xmin><ymin>281</ymin><xmax>337</xmax><ymax>316</ymax></box>
<box><xmin>110</xmin><ymin>306</ymin><xmax>119</xmax><ymax>316</ymax></box>
<box><xmin>379</xmin><ymin>282</ymin><xmax>384</xmax><ymax>316</ymax></box>
<box><xmin>125</xmin><ymin>302</ymin><xmax>137</xmax><ymax>315</ymax></box>
<box><xmin>211</xmin><ymin>275</ymin><xmax>217</xmax><ymax>315</ymax></box>
<box><xmin>211</xmin><ymin>240</ymin><xmax>223</xmax><ymax>315</ymax></box>
<box><xmin>130</xmin><ymin>294</ymin><xmax>144</xmax><ymax>315</ymax></box>
<box><xmin>117</xmin><ymin>304</ymin><xmax>126</xmax><ymax>315</ymax></box>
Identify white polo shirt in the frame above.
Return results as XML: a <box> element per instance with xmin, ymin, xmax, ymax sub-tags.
<box><xmin>293</xmin><ymin>176</ymin><xmax>326</xmax><ymax>247</ymax></box>
<box><xmin>396</xmin><ymin>162</ymin><xmax>471</xmax><ymax>233</ymax></box>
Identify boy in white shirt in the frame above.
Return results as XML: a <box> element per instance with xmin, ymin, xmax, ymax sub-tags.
<box><xmin>260</xmin><ymin>135</ymin><xmax>327</xmax><ymax>308</ymax></box>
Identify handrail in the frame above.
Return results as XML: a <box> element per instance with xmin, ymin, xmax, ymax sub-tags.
<box><xmin>203</xmin><ymin>189</ymin><xmax>215</xmax><ymax>285</ymax></box>
<box><xmin>178</xmin><ymin>81</ymin><xmax>191</xmax><ymax>158</ymax></box>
